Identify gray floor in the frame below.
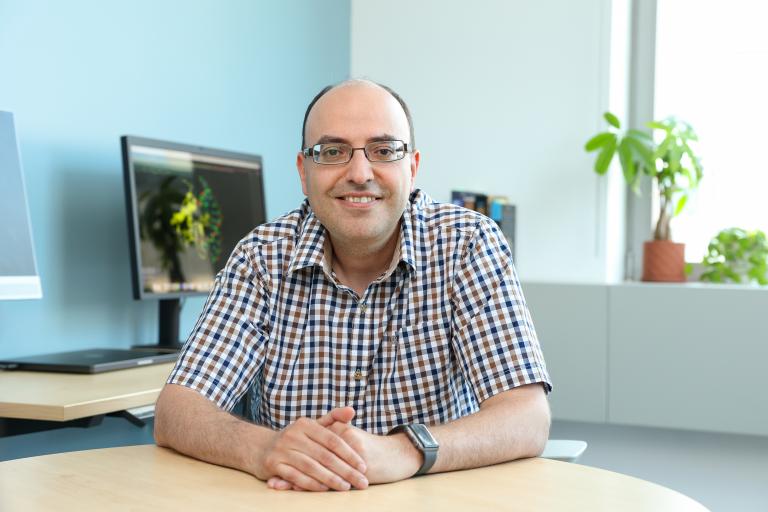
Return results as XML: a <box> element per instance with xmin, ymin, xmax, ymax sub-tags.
<box><xmin>550</xmin><ymin>420</ymin><xmax>768</xmax><ymax>512</ymax></box>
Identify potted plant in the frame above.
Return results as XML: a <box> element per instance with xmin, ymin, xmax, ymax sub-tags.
<box><xmin>700</xmin><ymin>228</ymin><xmax>768</xmax><ymax>285</ymax></box>
<box><xmin>585</xmin><ymin>113</ymin><xmax>703</xmax><ymax>282</ymax></box>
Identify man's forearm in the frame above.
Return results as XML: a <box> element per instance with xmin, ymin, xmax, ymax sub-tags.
<box><xmin>155</xmin><ymin>385</ymin><xmax>369</xmax><ymax>491</ymax></box>
<box><xmin>426</xmin><ymin>383</ymin><xmax>551</xmax><ymax>474</ymax></box>
<box><xmin>154</xmin><ymin>384</ymin><xmax>273</xmax><ymax>478</ymax></box>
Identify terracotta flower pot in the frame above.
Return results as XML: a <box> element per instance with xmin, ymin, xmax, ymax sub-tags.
<box><xmin>642</xmin><ymin>240</ymin><xmax>686</xmax><ymax>282</ymax></box>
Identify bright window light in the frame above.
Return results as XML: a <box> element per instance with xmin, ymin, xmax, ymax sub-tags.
<box><xmin>655</xmin><ymin>0</ymin><xmax>768</xmax><ymax>262</ymax></box>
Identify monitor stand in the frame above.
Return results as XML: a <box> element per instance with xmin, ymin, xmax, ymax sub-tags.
<box><xmin>133</xmin><ymin>299</ymin><xmax>183</xmax><ymax>352</ymax></box>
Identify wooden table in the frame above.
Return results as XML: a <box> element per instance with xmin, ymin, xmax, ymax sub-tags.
<box><xmin>0</xmin><ymin>445</ymin><xmax>709</xmax><ymax>511</ymax></box>
<box><xmin>0</xmin><ymin>363</ymin><xmax>174</xmax><ymax>421</ymax></box>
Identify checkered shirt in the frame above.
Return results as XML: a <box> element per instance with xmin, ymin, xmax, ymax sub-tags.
<box><xmin>168</xmin><ymin>189</ymin><xmax>551</xmax><ymax>434</ymax></box>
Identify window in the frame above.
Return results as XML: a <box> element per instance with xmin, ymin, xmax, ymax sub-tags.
<box><xmin>654</xmin><ymin>0</ymin><xmax>768</xmax><ymax>262</ymax></box>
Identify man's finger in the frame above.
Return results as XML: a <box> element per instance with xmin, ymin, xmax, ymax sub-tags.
<box><xmin>268</xmin><ymin>477</ymin><xmax>307</xmax><ymax>491</ymax></box>
<box><xmin>327</xmin><ymin>421</ymin><xmax>347</xmax><ymax>436</ymax></box>
<box><xmin>299</xmin><ymin>438</ymin><xmax>368</xmax><ymax>489</ymax></box>
<box><xmin>284</xmin><ymin>451</ymin><xmax>353</xmax><ymax>491</ymax></box>
<box><xmin>303</xmin><ymin>422</ymin><xmax>368</xmax><ymax>484</ymax></box>
<box><xmin>275</xmin><ymin>461</ymin><xmax>332</xmax><ymax>492</ymax></box>
<box><xmin>267</xmin><ymin>476</ymin><xmax>309</xmax><ymax>492</ymax></box>
<box><xmin>267</xmin><ymin>477</ymin><xmax>293</xmax><ymax>490</ymax></box>
<box><xmin>317</xmin><ymin>406</ymin><xmax>356</xmax><ymax>427</ymax></box>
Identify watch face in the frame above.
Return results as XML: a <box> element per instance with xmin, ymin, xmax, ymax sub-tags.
<box><xmin>411</xmin><ymin>424</ymin><xmax>439</xmax><ymax>449</ymax></box>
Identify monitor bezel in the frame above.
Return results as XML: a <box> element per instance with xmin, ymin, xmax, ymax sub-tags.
<box><xmin>121</xmin><ymin>135</ymin><xmax>264</xmax><ymax>301</ymax></box>
<box><xmin>0</xmin><ymin>110</ymin><xmax>43</xmax><ymax>301</ymax></box>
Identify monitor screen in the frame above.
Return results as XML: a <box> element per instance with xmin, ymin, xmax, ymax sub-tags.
<box><xmin>122</xmin><ymin>136</ymin><xmax>265</xmax><ymax>300</ymax></box>
<box><xmin>0</xmin><ymin>111</ymin><xmax>42</xmax><ymax>300</ymax></box>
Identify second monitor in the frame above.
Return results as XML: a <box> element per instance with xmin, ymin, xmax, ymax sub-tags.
<box><xmin>122</xmin><ymin>136</ymin><xmax>266</xmax><ymax>349</ymax></box>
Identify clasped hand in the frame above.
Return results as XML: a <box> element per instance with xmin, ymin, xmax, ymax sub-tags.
<box><xmin>256</xmin><ymin>406</ymin><xmax>419</xmax><ymax>491</ymax></box>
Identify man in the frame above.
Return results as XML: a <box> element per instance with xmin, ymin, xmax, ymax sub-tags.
<box><xmin>154</xmin><ymin>79</ymin><xmax>552</xmax><ymax>492</ymax></box>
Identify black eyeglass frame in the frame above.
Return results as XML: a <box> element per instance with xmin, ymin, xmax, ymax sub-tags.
<box><xmin>302</xmin><ymin>140</ymin><xmax>410</xmax><ymax>165</ymax></box>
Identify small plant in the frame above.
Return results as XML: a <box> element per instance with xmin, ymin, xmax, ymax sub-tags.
<box><xmin>170</xmin><ymin>177</ymin><xmax>223</xmax><ymax>264</ymax></box>
<box><xmin>700</xmin><ymin>228</ymin><xmax>768</xmax><ymax>285</ymax></box>
<box><xmin>585</xmin><ymin>113</ymin><xmax>703</xmax><ymax>241</ymax></box>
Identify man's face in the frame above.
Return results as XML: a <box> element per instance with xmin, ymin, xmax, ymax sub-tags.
<box><xmin>297</xmin><ymin>83</ymin><xmax>420</xmax><ymax>249</ymax></box>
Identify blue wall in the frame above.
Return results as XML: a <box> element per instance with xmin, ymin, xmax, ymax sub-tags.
<box><xmin>0</xmin><ymin>0</ymin><xmax>351</xmax><ymax>358</ymax></box>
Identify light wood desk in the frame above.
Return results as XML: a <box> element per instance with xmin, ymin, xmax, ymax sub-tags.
<box><xmin>0</xmin><ymin>445</ymin><xmax>709</xmax><ymax>511</ymax></box>
<box><xmin>0</xmin><ymin>363</ymin><xmax>174</xmax><ymax>421</ymax></box>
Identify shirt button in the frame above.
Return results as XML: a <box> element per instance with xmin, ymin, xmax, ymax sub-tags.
<box><xmin>353</xmin><ymin>369</ymin><xmax>363</xmax><ymax>381</ymax></box>
<box><xmin>359</xmin><ymin>303</ymin><xmax>368</xmax><ymax>313</ymax></box>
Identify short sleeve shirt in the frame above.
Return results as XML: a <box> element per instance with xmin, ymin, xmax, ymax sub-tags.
<box><xmin>168</xmin><ymin>189</ymin><xmax>551</xmax><ymax>434</ymax></box>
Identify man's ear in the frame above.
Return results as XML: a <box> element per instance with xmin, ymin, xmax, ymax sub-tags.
<box><xmin>409</xmin><ymin>149</ymin><xmax>421</xmax><ymax>192</ymax></box>
<box><xmin>296</xmin><ymin>152</ymin><xmax>309</xmax><ymax>196</ymax></box>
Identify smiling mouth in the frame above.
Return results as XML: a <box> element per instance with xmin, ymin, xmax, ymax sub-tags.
<box><xmin>339</xmin><ymin>196</ymin><xmax>379</xmax><ymax>203</ymax></box>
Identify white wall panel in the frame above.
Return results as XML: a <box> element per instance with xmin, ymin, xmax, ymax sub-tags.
<box><xmin>351</xmin><ymin>0</ymin><xmax>630</xmax><ymax>283</ymax></box>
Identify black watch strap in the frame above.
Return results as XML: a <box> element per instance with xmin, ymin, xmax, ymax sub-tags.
<box><xmin>388</xmin><ymin>424</ymin><xmax>439</xmax><ymax>476</ymax></box>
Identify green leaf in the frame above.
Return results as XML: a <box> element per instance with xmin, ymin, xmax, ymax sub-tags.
<box><xmin>642</xmin><ymin>161</ymin><xmax>657</xmax><ymax>176</ymax></box>
<box><xmin>681</xmin><ymin>167</ymin><xmax>694</xmax><ymax>186</ymax></box>
<box><xmin>604</xmin><ymin>112</ymin><xmax>621</xmax><ymax>129</ymax></box>
<box><xmin>668</xmin><ymin>144</ymin><xmax>684</xmax><ymax>171</ymax></box>
<box><xmin>627</xmin><ymin>129</ymin><xmax>652</xmax><ymax>141</ymax></box>
<box><xmin>698</xmin><ymin>227</ymin><xmax>768</xmax><ymax>286</ymax></box>
<box><xmin>725</xmin><ymin>267</ymin><xmax>742</xmax><ymax>283</ymax></box>
<box><xmin>700</xmin><ymin>269</ymin><xmax>723</xmax><ymax>283</ymax></box>
<box><xmin>618</xmin><ymin>138</ymin><xmax>636</xmax><ymax>185</ymax></box>
<box><xmin>654</xmin><ymin>136</ymin><xmax>673</xmax><ymax>160</ymax></box>
<box><xmin>647</xmin><ymin>120</ymin><xmax>668</xmax><ymax>131</ymax></box>
<box><xmin>684</xmin><ymin>263</ymin><xmax>694</xmax><ymax>276</ymax></box>
<box><xmin>585</xmin><ymin>132</ymin><xmax>615</xmax><ymax>152</ymax></box>
<box><xmin>674</xmin><ymin>194</ymin><xmax>688</xmax><ymax>216</ymax></box>
<box><xmin>594</xmin><ymin>137</ymin><xmax>617</xmax><ymax>175</ymax></box>
<box><xmin>625</xmin><ymin>136</ymin><xmax>654</xmax><ymax>166</ymax></box>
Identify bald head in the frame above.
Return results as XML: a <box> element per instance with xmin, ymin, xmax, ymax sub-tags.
<box><xmin>301</xmin><ymin>79</ymin><xmax>415</xmax><ymax>150</ymax></box>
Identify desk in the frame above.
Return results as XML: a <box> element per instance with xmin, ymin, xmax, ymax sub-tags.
<box><xmin>0</xmin><ymin>445</ymin><xmax>708</xmax><ymax>511</ymax></box>
<box><xmin>0</xmin><ymin>363</ymin><xmax>174</xmax><ymax>421</ymax></box>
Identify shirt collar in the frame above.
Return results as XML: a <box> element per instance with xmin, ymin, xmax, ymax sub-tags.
<box><xmin>287</xmin><ymin>201</ymin><xmax>327</xmax><ymax>274</ymax></box>
<box><xmin>399</xmin><ymin>192</ymin><xmax>419</xmax><ymax>274</ymax></box>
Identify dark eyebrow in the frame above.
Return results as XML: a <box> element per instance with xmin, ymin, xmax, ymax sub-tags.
<box><xmin>367</xmin><ymin>134</ymin><xmax>400</xmax><ymax>143</ymax></box>
<box><xmin>312</xmin><ymin>134</ymin><xmax>401</xmax><ymax>146</ymax></box>
<box><xmin>314</xmin><ymin>135</ymin><xmax>349</xmax><ymax>145</ymax></box>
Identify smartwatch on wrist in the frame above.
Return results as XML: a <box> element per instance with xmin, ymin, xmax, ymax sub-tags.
<box><xmin>387</xmin><ymin>423</ymin><xmax>439</xmax><ymax>476</ymax></box>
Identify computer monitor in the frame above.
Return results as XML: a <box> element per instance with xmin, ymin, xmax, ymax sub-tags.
<box><xmin>0</xmin><ymin>111</ymin><xmax>42</xmax><ymax>301</ymax></box>
<box><xmin>121</xmin><ymin>136</ymin><xmax>265</xmax><ymax>349</ymax></box>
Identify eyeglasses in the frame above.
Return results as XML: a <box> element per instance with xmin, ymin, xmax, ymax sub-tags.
<box><xmin>302</xmin><ymin>140</ymin><xmax>409</xmax><ymax>165</ymax></box>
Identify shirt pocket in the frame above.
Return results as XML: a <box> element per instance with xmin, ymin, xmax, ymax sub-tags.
<box><xmin>379</xmin><ymin>322</ymin><xmax>453</xmax><ymax>425</ymax></box>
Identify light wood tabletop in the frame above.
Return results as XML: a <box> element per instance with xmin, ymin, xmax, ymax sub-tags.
<box><xmin>0</xmin><ymin>363</ymin><xmax>174</xmax><ymax>421</ymax></box>
<box><xmin>0</xmin><ymin>444</ymin><xmax>709</xmax><ymax>511</ymax></box>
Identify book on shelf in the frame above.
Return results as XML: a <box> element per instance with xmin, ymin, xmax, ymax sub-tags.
<box><xmin>450</xmin><ymin>190</ymin><xmax>516</xmax><ymax>261</ymax></box>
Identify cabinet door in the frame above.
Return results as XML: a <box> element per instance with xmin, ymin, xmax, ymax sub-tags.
<box><xmin>609</xmin><ymin>285</ymin><xmax>768</xmax><ymax>436</ymax></box>
<box><xmin>523</xmin><ymin>282</ymin><xmax>609</xmax><ymax>423</ymax></box>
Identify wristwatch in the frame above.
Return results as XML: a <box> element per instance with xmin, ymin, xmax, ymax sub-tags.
<box><xmin>387</xmin><ymin>423</ymin><xmax>439</xmax><ymax>476</ymax></box>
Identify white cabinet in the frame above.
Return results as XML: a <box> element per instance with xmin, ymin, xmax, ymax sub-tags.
<box><xmin>525</xmin><ymin>282</ymin><xmax>768</xmax><ymax>437</ymax></box>
<box><xmin>608</xmin><ymin>284</ymin><xmax>768</xmax><ymax>437</ymax></box>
